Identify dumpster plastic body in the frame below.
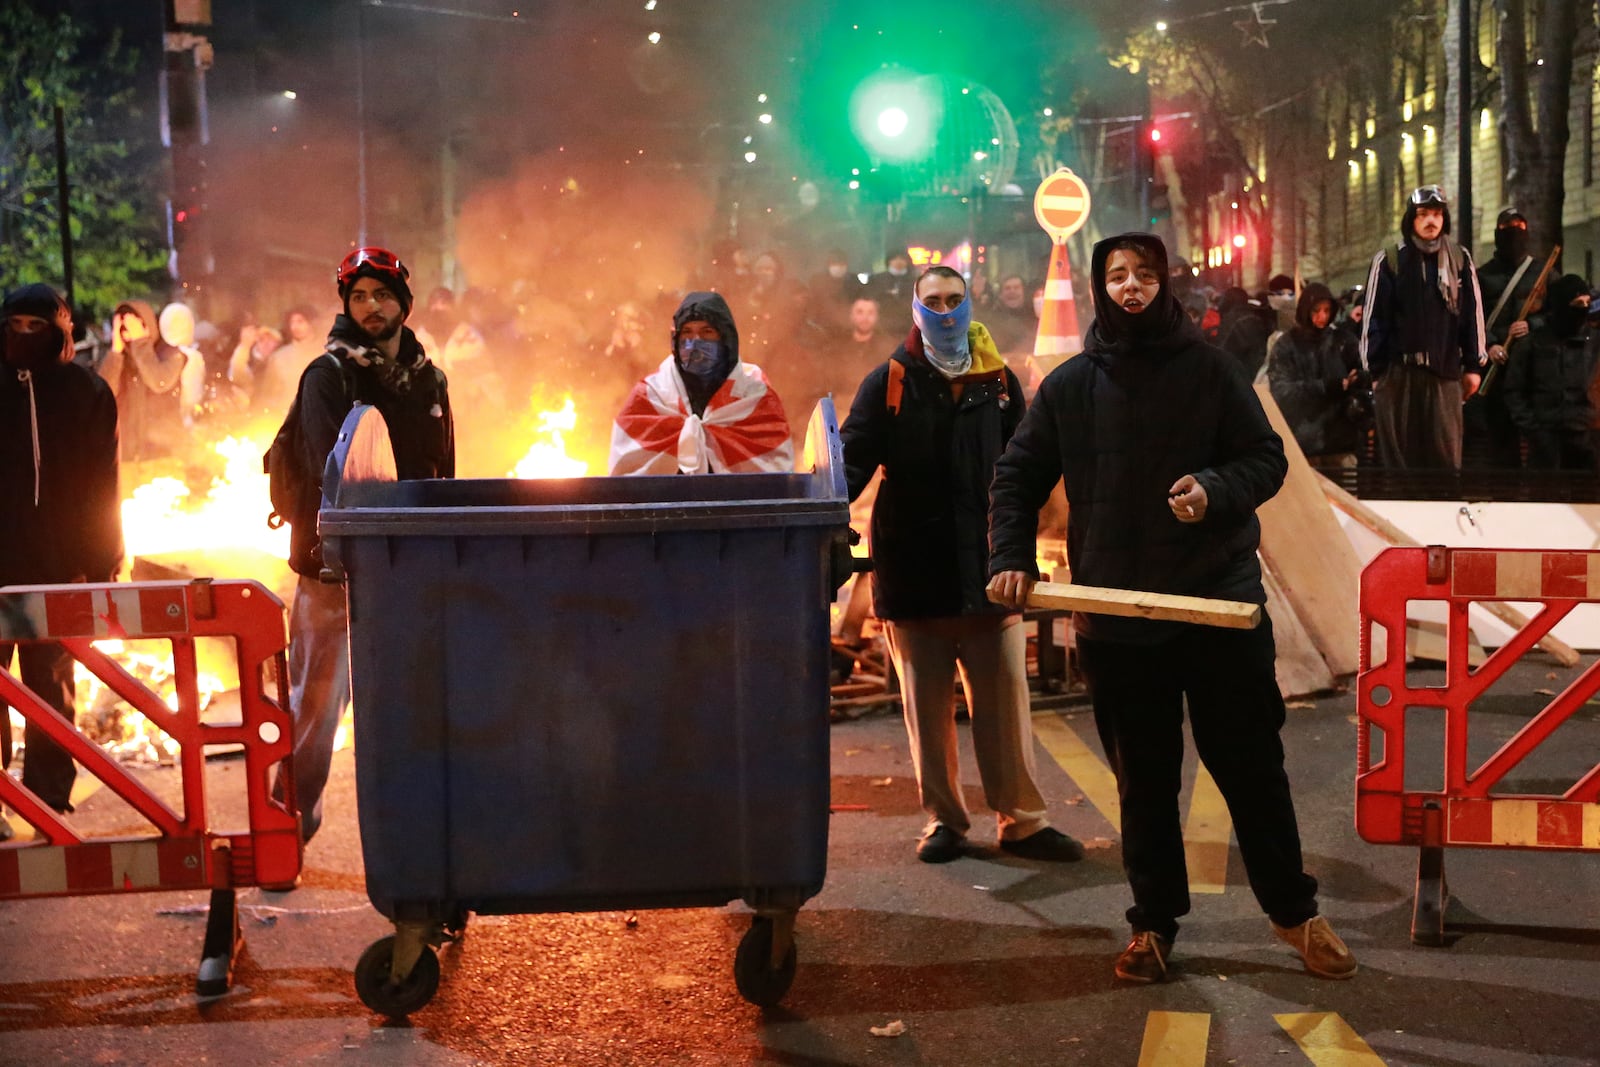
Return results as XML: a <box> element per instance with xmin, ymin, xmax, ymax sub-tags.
<box><xmin>320</xmin><ymin>401</ymin><xmax>849</xmax><ymax>1014</ymax></box>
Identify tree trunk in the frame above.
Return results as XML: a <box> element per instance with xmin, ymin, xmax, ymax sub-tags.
<box><xmin>1443</xmin><ymin>0</ymin><xmax>1464</xmax><ymax>233</ymax></box>
<box><xmin>1498</xmin><ymin>0</ymin><xmax>1582</xmax><ymax>257</ymax></box>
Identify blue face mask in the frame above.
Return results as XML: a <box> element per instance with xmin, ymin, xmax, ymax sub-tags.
<box><xmin>677</xmin><ymin>337</ymin><xmax>724</xmax><ymax>377</ymax></box>
<box><xmin>911</xmin><ymin>291</ymin><xmax>973</xmax><ymax>378</ymax></box>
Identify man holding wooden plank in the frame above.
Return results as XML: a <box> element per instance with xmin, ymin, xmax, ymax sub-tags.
<box><xmin>986</xmin><ymin>233</ymin><xmax>1356</xmax><ymax>985</ymax></box>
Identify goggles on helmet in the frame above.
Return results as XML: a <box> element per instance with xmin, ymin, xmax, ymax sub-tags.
<box><xmin>1409</xmin><ymin>184</ymin><xmax>1447</xmax><ymax>207</ymax></box>
<box><xmin>336</xmin><ymin>247</ymin><xmax>410</xmax><ymax>288</ymax></box>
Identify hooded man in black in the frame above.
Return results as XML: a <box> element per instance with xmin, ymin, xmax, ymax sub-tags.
<box><xmin>0</xmin><ymin>284</ymin><xmax>123</xmax><ymax>826</ymax></box>
<box><xmin>1360</xmin><ymin>185</ymin><xmax>1487</xmax><ymax>469</ymax></box>
<box><xmin>987</xmin><ymin>233</ymin><xmax>1354</xmax><ymax>985</ymax></box>
<box><xmin>1266</xmin><ymin>282</ymin><xmax>1367</xmax><ymax>468</ymax></box>
<box><xmin>1504</xmin><ymin>272</ymin><xmax>1596</xmax><ymax>470</ymax></box>
<box><xmin>1465</xmin><ymin>208</ymin><xmax>1537</xmax><ymax>467</ymax></box>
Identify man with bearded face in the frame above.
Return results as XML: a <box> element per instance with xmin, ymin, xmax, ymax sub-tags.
<box><xmin>274</xmin><ymin>247</ymin><xmax>454</xmax><ymax>847</ymax></box>
<box><xmin>987</xmin><ymin>234</ymin><xmax>1354</xmax><ymax>985</ymax></box>
<box><xmin>1359</xmin><ymin>185</ymin><xmax>1488</xmax><ymax>469</ymax></box>
<box><xmin>840</xmin><ymin>264</ymin><xmax>1085</xmax><ymax>867</ymax></box>
<box><xmin>0</xmin><ymin>284</ymin><xmax>123</xmax><ymax>834</ymax></box>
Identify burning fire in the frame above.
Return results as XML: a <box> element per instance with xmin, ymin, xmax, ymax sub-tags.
<box><xmin>510</xmin><ymin>395</ymin><xmax>591</xmax><ymax>478</ymax></box>
<box><xmin>122</xmin><ymin>435</ymin><xmax>290</xmax><ymax>560</ymax></box>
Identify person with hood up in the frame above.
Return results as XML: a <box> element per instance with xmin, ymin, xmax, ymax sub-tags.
<box><xmin>1503</xmin><ymin>272</ymin><xmax>1596</xmax><ymax>471</ymax></box>
<box><xmin>1360</xmin><ymin>184</ymin><xmax>1488</xmax><ymax>469</ymax></box>
<box><xmin>609</xmin><ymin>291</ymin><xmax>793</xmax><ymax>475</ymax></box>
<box><xmin>276</xmin><ymin>246</ymin><xmax>454</xmax><ymax>847</ymax></box>
<box><xmin>1266</xmin><ymin>282</ymin><xmax>1368</xmax><ymax>470</ymax></box>
<box><xmin>0</xmin><ymin>284</ymin><xmax>123</xmax><ymax>834</ymax></box>
<box><xmin>1465</xmin><ymin>208</ymin><xmax>1537</xmax><ymax>468</ymax></box>
<box><xmin>987</xmin><ymin>233</ymin><xmax>1355</xmax><ymax>985</ymax></box>
<box><xmin>840</xmin><ymin>264</ymin><xmax>1084</xmax><ymax>867</ymax></box>
<box><xmin>1212</xmin><ymin>286</ymin><xmax>1272</xmax><ymax>380</ymax></box>
<box><xmin>97</xmin><ymin>298</ymin><xmax>184</xmax><ymax>460</ymax></box>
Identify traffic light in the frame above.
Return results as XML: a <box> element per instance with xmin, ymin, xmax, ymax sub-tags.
<box><xmin>1148</xmin><ymin>183</ymin><xmax>1171</xmax><ymax>227</ymax></box>
<box><xmin>850</xmin><ymin>70</ymin><xmax>936</xmax><ymax>162</ymax></box>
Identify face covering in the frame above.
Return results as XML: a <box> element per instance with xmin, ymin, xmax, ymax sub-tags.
<box><xmin>888</xmin><ymin>265</ymin><xmax>908</xmax><ymax>277</ymax></box>
<box><xmin>1033</xmin><ymin>296</ymin><xmax>1046</xmax><ymax>317</ymax></box>
<box><xmin>2</xmin><ymin>325</ymin><xmax>62</xmax><ymax>370</ymax></box>
<box><xmin>828</xmin><ymin>264</ymin><xmax>847</xmax><ymax>279</ymax></box>
<box><xmin>677</xmin><ymin>337</ymin><xmax>724</xmax><ymax>377</ymax></box>
<box><xmin>1495</xmin><ymin>226</ymin><xmax>1530</xmax><ymax>263</ymax></box>
<box><xmin>912</xmin><ymin>293</ymin><xmax>973</xmax><ymax>378</ymax></box>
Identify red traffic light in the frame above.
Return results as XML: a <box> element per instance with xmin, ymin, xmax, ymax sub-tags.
<box><xmin>1149</xmin><ymin>127</ymin><xmax>1162</xmax><ymax>143</ymax></box>
<box><xmin>175</xmin><ymin>209</ymin><xmax>189</xmax><ymax>223</ymax></box>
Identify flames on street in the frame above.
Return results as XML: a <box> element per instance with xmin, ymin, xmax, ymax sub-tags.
<box><xmin>9</xmin><ymin>393</ymin><xmax>597</xmax><ymax>768</ymax></box>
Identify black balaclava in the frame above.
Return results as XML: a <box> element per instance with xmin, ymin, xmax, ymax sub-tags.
<box><xmin>1494</xmin><ymin>209</ymin><xmax>1530</xmax><ymax>263</ymax></box>
<box><xmin>1545</xmin><ymin>273</ymin><xmax>1590</xmax><ymax>339</ymax></box>
<box><xmin>1085</xmin><ymin>232</ymin><xmax>1194</xmax><ymax>356</ymax></box>
<box><xmin>2</xmin><ymin>283</ymin><xmax>74</xmax><ymax>370</ymax></box>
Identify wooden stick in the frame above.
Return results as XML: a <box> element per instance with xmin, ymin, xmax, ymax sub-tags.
<box><xmin>1315</xmin><ymin>472</ymin><xmax>1582</xmax><ymax>668</ymax></box>
<box><xmin>1024</xmin><ymin>582</ymin><xmax>1262</xmax><ymax>630</ymax></box>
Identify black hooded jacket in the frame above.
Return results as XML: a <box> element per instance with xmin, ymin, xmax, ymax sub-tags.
<box><xmin>288</xmin><ymin>315</ymin><xmax>454</xmax><ymax>576</ymax></box>
<box><xmin>1266</xmin><ymin>283</ymin><xmax>1365</xmax><ymax>457</ymax></box>
<box><xmin>0</xmin><ymin>284</ymin><xmax>123</xmax><ymax>585</ymax></box>
<box><xmin>988</xmin><ymin>233</ymin><xmax>1287</xmax><ymax>644</ymax></box>
<box><xmin>1504</xmin><ymin>273</ymin><xmax>1593</xmax><ymax>435</ymax></box>
<box><xmin>670</xmin><ymin>291</ymin><xmax>741</xmax><ymax>417</ymax></box>
<box><xmin>1360</xmin><ymin>200</ymin><xmax>1486</xmax><ymax>380</ymax></box>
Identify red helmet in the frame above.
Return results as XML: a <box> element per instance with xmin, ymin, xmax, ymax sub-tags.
<box><xmin>336</xmin><ymin>246</ymin><xmax>412</xmax><ymax>314</ymax></box>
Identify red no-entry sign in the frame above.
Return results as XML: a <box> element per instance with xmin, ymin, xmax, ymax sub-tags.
<box><xmin>1033</xmin><ymin>168</ymin><xmax>1092</xmax><ymax>241</ymax></box>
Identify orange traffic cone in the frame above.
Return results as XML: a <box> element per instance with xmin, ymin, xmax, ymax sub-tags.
<box><xmin>1033</xmin><ymin>239</ymin><xmax>1082</xmax><ymax>377</ymax></box>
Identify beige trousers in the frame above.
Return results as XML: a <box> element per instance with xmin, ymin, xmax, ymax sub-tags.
<box><xmin>883</xmin><ymin>615</ymin><xmax>1050</xmax><ymax>842</ymax></box>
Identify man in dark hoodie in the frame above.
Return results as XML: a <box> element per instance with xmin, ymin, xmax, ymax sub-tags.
<box><xmin>609</xmin><ymin>290</ymin><xmax>793</xmax><ymax>475</ymax></box>
<box><xmin>278</xmin><ymin>246</ymin><xmax>454</xmax><ymax>845</ymax></box>
<box><xmin>0</xmin><ymin>284</ymin><xmax>123</xmax><ymax>833</ymax></box>
<box><xmin>841</xmin><ymin>265</ymin><xmax>1083</xmax><ymax>866</ymax></box>
<box><xmin>1266</xmin><ymin>282</ymin><xmax>1368</xmax><ymax>469</ymax></box>
<box><xmin>1212</xmin><ymin>286</ymin><xmax>1272</xmax><ymax>381</ymax></box>
<box><xmin>1503</xmin><ymin>272</ymin><xmax>1596</xmax><ymax>470</ymax></box>
<box><xmin>1360</xmin><ymin>185</ymin><xmax>1487</xmax><ymax>469</ymax></box>
<box><xmin>987</xmin><ymin>233</ymin><xmax>1354</xmax><ymax>985</ymax></box>
<box><xmin>1465</xmin><ymin>208</ymin><xmax>1537</xmax><ymax>467</ymax></box>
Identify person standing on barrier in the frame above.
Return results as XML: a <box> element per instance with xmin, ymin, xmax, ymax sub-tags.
<box><xmin>840</xmin><ymin>264</ymin><xmax>1084</xmax><ymax>866</ymax></box>
<box><xmin>278</xmin><ymin>247</ymin><xmax>455</xmax><ymax>849</ymax></box>
<box><xmin>0</xmin><ymin>284</ymin><xmax>123</xmax><ymax>835</ymax></box>
<box><xmin>1359</xmin><ymin>184</ymin><xmax>1488</xmax><ymax>469</ymax></box>
<box><xmin>987</xmin><ymin>233</ymin><xmax>1356</xmax><ymax>984</ymax></box>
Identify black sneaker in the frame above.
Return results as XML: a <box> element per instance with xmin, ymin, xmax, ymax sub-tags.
<box><xmin>916</xmin><ymin>824</ymin><xmax>965</xmax><ymax>863</ymax></box>
<box><xmin>999</xmin><ymin>827</ymin><xmax>1085</xmax><ymax>862</ymax></box>
<box><xmin>1114</xmin><ymin>931</ymin><xmax>1173</xmax><ymax>983</ymax></box>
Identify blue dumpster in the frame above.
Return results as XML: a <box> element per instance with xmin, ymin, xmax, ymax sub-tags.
<box><xmin>319</xmin><ymin>402</ymin><xmax>849</xmax><ymax>1016</ymax></box>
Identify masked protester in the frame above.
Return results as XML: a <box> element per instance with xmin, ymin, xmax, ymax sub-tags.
<box><xmin>1465</xmin><ymin>208</ymin><xmax>1538</xmax><ymax>467</ymax></box>
<box><xmin>96</xmin><ymin>299</ymin><xmax>184</xmax><ymax>460</ymax></box>
<box><xmin>0</xmin><ymin>284</ymin><xmax>123</xmax><ymax>835</ymax></box>
<box><xmin>1360</xmin><ymin>185</ymin><xmax>1488</xmax><ymax>469</ymax></box>
<box><xmin>1503</xmin><ymin>273</ymin><xmax>1596</xmax><ymax>471</ymax></box>
<box><xmin>987</xmin><ymin>233</ymin><xmax>1355</xmax><ymax>985</ymax></box>
<box><xmin>609</xmin><ymin>291</ymin><xmax>793</xmax><ymax>475</ymax></box>
<box><xmin>1266</xmin><ymin>282</ymin><xmax>1368</xmax><ymax>470</ymax></box>
<box><xmin>840</xmin><ymin>264</ymin><xmax>1084</xmax><ymax>868</ymax></box>
<box><xmin>274</xmin><ymin>247</ymin><xmax>455</xmax><ymax>849</ymax></box>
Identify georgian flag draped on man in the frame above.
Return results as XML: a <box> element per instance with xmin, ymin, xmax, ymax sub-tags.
<box><xmin>609</xmin><ymin>290</ymin><xmax>793</xmax><ymax>476</ymax></box>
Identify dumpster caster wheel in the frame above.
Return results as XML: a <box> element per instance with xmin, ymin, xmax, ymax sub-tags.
<box><xmin>354</xmin><ymin>936</ymin><xmax>440</xmax><ymax>1018</ymax></box>
<box><xmin>734</xmin><ymin>917</ymin><xmax>796</xmax><ymax>1007</ymax></box>
<box><xmin>443</xmin><ymin>905</ymin><xmax>469</xmax><ymax>942</ymax></box>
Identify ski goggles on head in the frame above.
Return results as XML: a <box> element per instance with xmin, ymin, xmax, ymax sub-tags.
<box><xmin>336</xmin><ymin>246</ymin><xmax>410</xmax><ymax>287</ymax></box>
<box><xmin>1409</xmin><ymin>184</ymin><xmax>1447</xmax><ymax>207</ymax></box>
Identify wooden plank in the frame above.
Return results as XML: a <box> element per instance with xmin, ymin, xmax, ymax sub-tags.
<box><xmin>1254</xmin><ymin>385</ymin><xmax>1363</xmax><ymax>675</ymax></box>
<box><xmin>1025</xmin><ymin>582</ymin><xmax>1260</xmax><ymax>629</ymax></box>
<box><xmin>1317</xmin><ymin>472</ymin><xmax>1582</xmax><ymax>668</ymax></box>
<box><xmin>1262</xmin><ymin>558</ymin><xmax>1336</xmax><ymax>697</ymax></box>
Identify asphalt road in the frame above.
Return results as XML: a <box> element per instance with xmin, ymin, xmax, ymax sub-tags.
<box><xmin>0</xmin><ymin>652</ymin><xmax>1597</xmax><ymax>1066</ymax></box>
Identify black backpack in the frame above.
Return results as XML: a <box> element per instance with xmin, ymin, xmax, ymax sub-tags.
<box><xmin>264</xmin><ymin>352</ymin><xmax>354</xmax><ymax>529</ymax></box>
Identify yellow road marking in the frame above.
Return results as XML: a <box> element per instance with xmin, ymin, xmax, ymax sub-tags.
<box><xmin>1137</xmin><ymin>1011</ymin><xmax>1211</xmax><ymax>1067</ymax></box>
<box><xmin>1183</xmin><ymin>764</ymin><xmax>1231</xmax><ymax>895</ymax></box>
<box><xmin>1275</xmin><ymin>1013</ymin><xmax>1388</xmax><ymax>1066</ymax></box>
<box><xmin>1033</xmin><ymin>714</ymin><xmax>1120</xmax><ymax>830</ymax></box>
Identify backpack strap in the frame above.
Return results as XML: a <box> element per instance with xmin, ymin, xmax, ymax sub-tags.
<box><xmin>885</xmin><ymin>359</ymin><xmax>906</xmax><ymax>415</ymax></box>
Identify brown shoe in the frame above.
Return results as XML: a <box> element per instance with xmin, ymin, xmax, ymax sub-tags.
<box><xmin>1114</xmin><ymin>931</ymin><xmax>1172</xmax><ymax>983</ymax></box>
<box><xmin>1271</xmin><ymin>915</ymin><xmax>1358</xmax><ymax>979</ymax></box>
